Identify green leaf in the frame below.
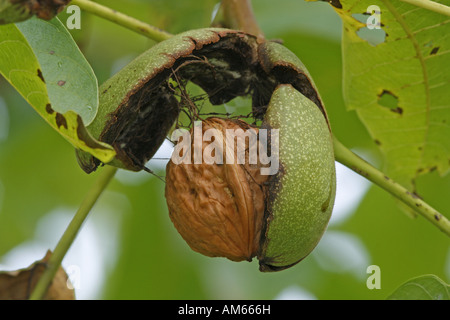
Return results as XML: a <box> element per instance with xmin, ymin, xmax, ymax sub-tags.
<box><xmin>0</xmin><ymin>17</ymin><xmax>115</xmax><ymax>163</ymax></box>
<box><xmin>308</xmin><ymin>0</ymin><xmax>450</xmax><ymax>190</ymax></box>
<box><xmin>388</xmin><ymin>274</ymin><xmax>450</xmax><ymax>300</ymax></box>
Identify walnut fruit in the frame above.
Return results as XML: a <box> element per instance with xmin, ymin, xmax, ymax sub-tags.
<box><xmin>165</xmin><ymin>117</ymin><xmax>268</xmax><ymax>262</ymax></box>
<box><xmin>165</xmin><ymin>84</ymin><xmax>336</xmax><ymax>272</ymax></box>
<box><xmin>72</xmin><ymin>27</ymin><xmax>337</xmax><ymax>272</ymax></box>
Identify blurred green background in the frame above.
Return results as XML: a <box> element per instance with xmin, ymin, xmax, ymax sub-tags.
<box><xmin>0</xmin><ymin>0</ymin><xmax>448</xmax><ymax>299</ymax></box>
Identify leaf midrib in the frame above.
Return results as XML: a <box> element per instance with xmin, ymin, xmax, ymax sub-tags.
<box><xmin>381</xmin><ymin>0</ymin><xmax>430</xmax><ymax>185</ymax></box>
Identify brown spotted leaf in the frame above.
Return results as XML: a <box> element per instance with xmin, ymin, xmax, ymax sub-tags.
<box><xmin>0</xmin><ymin>17</ymin><xmax>115</xmax><ymax>163</ymax></box>
<box><xmin>0</xmin><ymin>251</ymin><xmax>75</xmax><ymax>300</ymax></box>
<box><xmin>308</xmin><ymin>0</ymin><xmax>450</xmax><ymax>191</ymax></box>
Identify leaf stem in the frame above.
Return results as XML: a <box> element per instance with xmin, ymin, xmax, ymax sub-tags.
<box><xmin>70</xmin><ymin>0</ymin><xmax>173</xmax><ymax>42</ymax></box>
<box><xmin>211</xmin><ymin>0</ymin><xmax>265</xmax><ymax>40</ymax></box>
<box><xmin>399</xmin><ymin>0</ymin><xmax>450</xmax><ymax>17</ymax></box>
<box><xmin>333</xmin><ymin>137</ymin><xmax>450</xmax><ymax>237</ymax></box>
<box><xmin>29</xmin><ymin>165</ymin><xmax>118</xmax><ymax>300</ymax></box>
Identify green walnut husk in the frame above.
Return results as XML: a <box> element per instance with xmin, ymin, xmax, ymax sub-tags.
<box><xmin>76</xmin><ymin>28</ymin><xmax>330</xmax><ymax>174</ymax></box>
<box><xmin>76</xmin><ymin>28</ymin><xmax>261</xmax><ymax>172</ymax></box>
<box><xmin>258</xmin><ymin>84</ymin><xmax>336</xmax><ymax>271</ymax></box>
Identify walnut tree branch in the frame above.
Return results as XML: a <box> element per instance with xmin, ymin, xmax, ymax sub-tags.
<box><xmin>211</xmin><ymin>0</ymin><xmax>265</xmax><ymax>40</ymax></box>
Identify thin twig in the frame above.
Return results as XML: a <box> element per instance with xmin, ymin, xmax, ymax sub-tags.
<box><xmin>29</xmin><ymin>165</ymin><xmax>118</xmax><ymax>300</ymax></box>
<box><xmin>333</xmin><ymin>137</ymin><xmax>450</xmax><ymax>236</ymax></box>
<box><xmin>400</xmin><ymin>0</ymin><xmax>450</xmax><ymax>17</ymax></box>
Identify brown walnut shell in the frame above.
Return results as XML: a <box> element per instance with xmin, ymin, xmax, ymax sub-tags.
<box><xmin>165</xmin><ymin>118</ymin><xmax>269</xmax><ymax>262</ymax></box>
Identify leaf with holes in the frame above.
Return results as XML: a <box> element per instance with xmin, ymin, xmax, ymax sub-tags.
<box><xmin>388</xmin><ymin>274</ymin><xmax>450</xmax><ymax>300</ymax></box>
<box><xmin>0</xmin><ymin>17</ymin><xmax>115</xmax><ymax>163</ymax></box>
<box><xmin>308</xmin><ymin>0</ymin><xmax>450</xmax><ymax>192</ymax></box>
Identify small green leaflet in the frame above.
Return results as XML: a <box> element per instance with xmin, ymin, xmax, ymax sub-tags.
<box><xmin>308</xmin><ymin>0</ymin><xmax>450</xmax><ymax>191</ymax></box>
<box><xmin>16</xmin><ymin>17</ymin><xmax>99</xmax><ymax>126</ymax></box>
<box><xmin>0</xmin><ymin>17</ymin><xmax>115</xmax><ymax>164</ymax></box>
<box><xmin>388</xmin><ymin>274</ymin><xmax>450</xmax><ymax>300</ymax></box>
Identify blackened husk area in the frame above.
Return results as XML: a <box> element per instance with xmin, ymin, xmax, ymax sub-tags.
<box><xmin>176</xmin><ymin>35</ymin><xmax>278</xmax><ymax>112</ymax></box>
<box><xmin>100</xmin><ymin>35</ymin><xmax>280</xmax><ymax>171</ymax></box>
<box><xmin>100</xmin><ymin>33</ymin><xmax>321</xmax><ymax>171</ymax></box>
<box><xmin>102</xmin><ymin>73</ymin><xmax>179</xmax><ymax>171</ymax></box>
